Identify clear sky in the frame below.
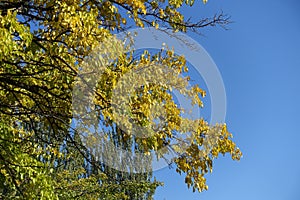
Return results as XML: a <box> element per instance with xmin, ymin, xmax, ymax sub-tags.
<box><xmin>153</xmin><ymin>0</ymin><xmax>300</xmax><ymax>199</ymax></box>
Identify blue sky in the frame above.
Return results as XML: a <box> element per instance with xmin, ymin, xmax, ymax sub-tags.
<box><xmin>153</xmin><ymin>0</ymin><xmax>300</xmax><ymax>199</ymax></box>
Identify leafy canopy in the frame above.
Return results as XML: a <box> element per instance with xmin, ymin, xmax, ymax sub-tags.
<box><xmin>0</xmin><ymin>0</ymin><xmax>241</xmax><ymax>199</ymax></box>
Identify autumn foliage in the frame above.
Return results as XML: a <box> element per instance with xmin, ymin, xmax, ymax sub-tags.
<box><xmin>0</xmin><ymin>0</ymin><xmax>241</xmax><ymax>199</ymax></box>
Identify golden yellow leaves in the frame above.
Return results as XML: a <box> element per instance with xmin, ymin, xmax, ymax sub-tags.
<box><xmin>0</xmin><ymin>10</ymin><xmax>32</xmax><ymax>61</ymax></box>
<box><xmin>0</xmin><ymin>0</ymin><xmax>240</xmax><ymax>198</ymax></box>
<box><xmin>172</xmin><ymin>121</ymin><xmax>242</xmax><ymax>192</ymax></box>
<box><xmin>117</xmin><ymin>0</ymin><xmax>147</xmax><ymax>27</ymax></box>
<box><xmin>169</xmin><ymin>0</ymin><xmax>184</xmax><ymax>8</ymax></box>
<box><xmin>45</xmin><ymin>2</ymin><xmax>108</xmax><ymax>56</ymax></box>
<box><xmin>159</xmin><ymin>9</ymin><xmax>166</xmax><ymax>18</ymax></box>
<box><xmin>176</xmin><ymin>155</ymin><xmax>210</xmax><ymax>192</ymax></box>
<box><xmin>152</xmin><ymin>21</ymin><xmax>160</xmax><ymax>29</ymax></box>
<box><xmin>122</xmin><ymin>18</ymin><xmax>127</xmax><ymax>24</ymax></box>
